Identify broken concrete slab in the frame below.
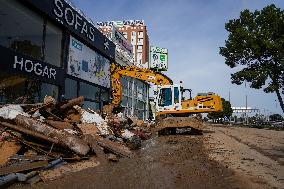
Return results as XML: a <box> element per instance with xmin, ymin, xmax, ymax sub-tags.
<box><xmin>0</xmin><ymin>105</ymin><xmax>30</xmax><ymax>120</ymax></box>
<box><xmin>74</xmin><ymin>106</ymin><xmax>111</xmax><ymax>136</ymax></box>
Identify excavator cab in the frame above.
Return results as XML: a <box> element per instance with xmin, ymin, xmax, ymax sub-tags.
<box><xmin>156</xmin><ymin>84</ymin><xmax>182</xmax><ymax>113</ymax></box>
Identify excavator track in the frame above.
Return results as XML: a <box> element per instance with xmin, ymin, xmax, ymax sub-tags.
<box><xmin>155</xmin><ymin>117</ymin><xmax>204</xmax><ymax>135</ymax></box>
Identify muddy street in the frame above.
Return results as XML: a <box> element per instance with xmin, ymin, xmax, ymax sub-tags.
<box><xmin>12</xmin><ymin>132</ymin><xmax>250</xmax><ymax>189</ymax></box>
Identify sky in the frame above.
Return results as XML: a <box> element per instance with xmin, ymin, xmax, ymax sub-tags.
<box><xmin>71</xmin><ymin>0</ymin><xmax>284</xmax><ymax>116</ymax></box>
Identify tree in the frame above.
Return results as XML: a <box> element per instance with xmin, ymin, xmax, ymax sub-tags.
<box><xmin>269</xmin><ymin>114</ymin><xmax>283</xmax><ymax>121</ymax></box>
<box><xmin>208</xmin><ymin>98</ymin><xmax>233</xmax><ymax>122</ymax></box>
<box><xmin>220</xmin><ymin>4</ymin><xmax>284</xmax><ymax>113</ymax></box>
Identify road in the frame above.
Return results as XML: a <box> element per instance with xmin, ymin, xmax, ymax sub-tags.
<box><xmin>205</xmin><ymin>124</ymin><xmax>284</xmax><ymax>189</ymax></box>
<box><xmin>12</xmin><ymin>125</ymin><xmax>284</xmax><ymax>189</ymax></box>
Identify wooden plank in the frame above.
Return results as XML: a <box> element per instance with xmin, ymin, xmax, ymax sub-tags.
<box><xmin>0</xmin><ymin>122</ymin><xmax>59</xmax><ymax>144</ymax></box>
<box><xmin>0</xmin><ymin>161</ymin><xmax>48</xmax><ymax>176</ymax></box>
<box><xmin>15</xmin><ymin>115</ymin><xmax>90</xmax><ymax>156</ymax></box>
<box><xmin>93</xmin><ymin>135</ymin><xmax>133</xmax><ymax>158</ymax></box>
<box><xmin>0</xmin><ymin>141</ymin><xmax>21</xmax><ymax>166</ymax></box>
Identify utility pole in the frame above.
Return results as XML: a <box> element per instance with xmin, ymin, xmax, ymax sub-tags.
<box><xmin>244</xmin><ymin>81</ymin><xmax>248</xmax><ymax>125</ymax></box>
<box><xmin>229</xmin><ymin>91</ymin><xmax>232</xmax><ymax>125</ymax></box>
<box><xmin>246</xmin><ymin>94</ymin><xmax>248</xmax><ymax>125</ymax></box>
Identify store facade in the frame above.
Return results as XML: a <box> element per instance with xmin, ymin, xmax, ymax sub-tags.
<box><xmin>100</xmin><ymin>26</ymin><xmax>149</xmax><ymax>120</ymax></box>
<box><xmin>0</xmin><ymin>0</ymin><xmax>115</xmax><ymax>110</ymax></box>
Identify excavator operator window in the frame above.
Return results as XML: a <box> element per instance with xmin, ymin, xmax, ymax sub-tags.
<box><xmin>158</xmin><ymin>88</ymin><xmax>172</xmax><ymax>107</ymax></box>
<box><xmin>174</xmin><ymin>87</ymin><xmax>179</xmax><ymax>103</ymax></box>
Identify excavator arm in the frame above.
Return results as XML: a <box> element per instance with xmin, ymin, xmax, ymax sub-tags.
<box><xmin>111</xmin><ymin>63</ymin><xmax>173</xmax><ymax>105</ymax></box>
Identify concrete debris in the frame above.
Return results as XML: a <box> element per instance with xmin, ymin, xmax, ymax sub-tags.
<box><xmin>43</xmin><ymin>96</ymin><xmax>56</xmax><ymax>106</ymax></box>
<box><xmin>121</xmin><ymin>129</ymin><xmax>135</xmax><ymax>139</ymax></box>
<box><xmin>107</xmin><ymin>153</ymin><xmax>118</xmax><ymax>162</ymax></box>
<box><xmin>77</xmin><ymin>123</ymin><xmax>99</xmax><ymax>136</ymax></box>
<box><xmin>126</xmin><ymin>135</ymin><xmax>142</xmax><ymax>150</ymax></box>
<box><xmin>75</xmin><ymin>105</ymin><xmax>110</xmax><ymax>135</ymax></box>
<box><xmin>0</xmin><ymin>97</ymin><xmax>153</xmax><ymax>187</ymax></box>
<box><xmin>0</xmin><ymin>105</ymin><xmax>30</xmax><ymax>120</ymax></box>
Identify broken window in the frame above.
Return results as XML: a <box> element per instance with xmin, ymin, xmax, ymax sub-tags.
<box><xmin>0</xmin><ymin>71</ymin><xmax>58</xmax><ymax>104</ymax></box>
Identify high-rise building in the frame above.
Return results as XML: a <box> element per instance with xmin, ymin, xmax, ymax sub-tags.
<box><xmin>97</xmin><ymin>20</ymin><xmax>149</xmax><ymax>69</ymax></box>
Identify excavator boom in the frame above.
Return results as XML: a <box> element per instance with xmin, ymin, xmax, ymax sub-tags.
<box><xmin>111</xmin><ymin>63</ymin><xmax>172</xmax><ymax>105</ymax></box>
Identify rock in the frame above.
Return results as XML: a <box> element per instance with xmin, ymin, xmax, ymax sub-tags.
<box><xmin>108</xmin><ymin>153</ymin><xmax>118</xmax><ymax>162</ymax></box>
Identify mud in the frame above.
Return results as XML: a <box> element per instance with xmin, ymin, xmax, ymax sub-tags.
<box><xmin>12</xmin><ymin>134</ymin><xmax>249</xmax><ymax>189</ymax></box>
<box><xmin>205</xmin><ymin>125</ymin><xmax>284</xmax><ymax>189</ymax></box>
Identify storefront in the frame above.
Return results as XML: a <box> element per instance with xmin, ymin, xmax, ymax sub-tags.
<box><xmin>120</xmin><ymin>76</ymin><xmax>149</xmax><ymax>120</ymax></box>
<box><xmin>0</xmin><ymin>0</ymin><xmax>115</xmax><ymax>110</ymax></box>
<box><xmin>100</xmin><ymin>26</ymin><xmax>149</xmax><ymax>120</ymax></box>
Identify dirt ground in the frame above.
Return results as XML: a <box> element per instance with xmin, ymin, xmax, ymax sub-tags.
<box><xmin>204</xmin><ymin>124</ymin><xmax>284</xmax><ymax>189</ymax></box>
<box><xmin>10</xmin><ymin>125</ymin><xmax>284</xmax><ymax>189</ymax></box>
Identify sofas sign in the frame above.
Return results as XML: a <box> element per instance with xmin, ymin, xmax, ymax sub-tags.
<box><xmin>53</xmin><ymin>0</ymin><xmax>95</xmax><ymax>42</ymax></box>
<box><xmin>24</xmin><ymin>0</ymin><xmax>115</xmax><ymax>59</ymax></box>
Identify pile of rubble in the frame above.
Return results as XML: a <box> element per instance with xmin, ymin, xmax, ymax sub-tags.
<box><xmin>0</xmin><ymin>96</ymin><xmax>152</xmax><ymax>187</ymax></box>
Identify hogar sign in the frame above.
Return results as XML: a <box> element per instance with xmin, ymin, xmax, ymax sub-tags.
<box><xmin>14</xmin><ymin>56</ymin><xmax>56</xmax><ymax>80</ymax></box>
<box><xmin>53</xmin><ymin>0</ymin><xmax>95</xmax><ymax>42</ymax></box>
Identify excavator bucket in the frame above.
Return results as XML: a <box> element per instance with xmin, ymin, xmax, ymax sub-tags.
<box><xmin>155</xmin><ymin>117</ymin><xmax>204</xmax><ymax>135</ymax></box>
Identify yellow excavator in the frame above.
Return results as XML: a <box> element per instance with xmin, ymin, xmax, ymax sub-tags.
<box><xmin>111</xmin><ymin>63</ymin><xmax>223</xmax><ymax>132</ymax></box>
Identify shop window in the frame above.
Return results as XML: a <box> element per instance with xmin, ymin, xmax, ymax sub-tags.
<box><xmin>0</xmin><ymin>71</ymin><xmax>58</xmax><ymax>104</ymax></box>
<box><xmin>65</xmin><ymin>78</ymin><xmax>77</xmax><ymax>99</ymax></box>
<box><xmin>39</xmin><ymin>83</ymin><xmax>58</xmax><ymax>102</ymax></box>
<box><xmin>0</xmin><ymin>0</ymin><xmax>63</xmax><ymax>67</ymax></box>
<box><xmin>137</xmin><ymin>100</ymin><xmax>144</xmax><ymax>110</ymax></box>
<box><xmin>101</xmin><ymin>89</ymin><xmax>110</xmax><ymax>102</ymax></box>
<box><xmin>83</xmin><ymin>101</ymin><xmax>100</xmax><ymax>111</ymax></box>
<box><xmin>128</xmin><ymin>98</ymin><xmax>133</xmax><ymax>107</ymax></box>
<box><xmin>121</xmin><ymin>96</ymin><xmax>128</xmax><ymax>106</ymax></box>
<box><xmin>79</xmin><ymin>82</ymin><xmax>100</xmax><ymax>101</ymax></box>
<box><xmin>138</xmin><ymin>110</ymin><xmax>144</xmax><ymax>120</ymax></box>
<box><xmin>45</xmin><ymin>21</ymin><xmax>62</xmax><ymax>67</ymax></box>
<box><xmin>0</xmin><ymin>73</ymin><xmax>26</xmax><ymax>104</ymax></box>
<box><xmin>0</xmin><ymin>0</ymin><xmax>43</xmax><ymax>60</ymax></box>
